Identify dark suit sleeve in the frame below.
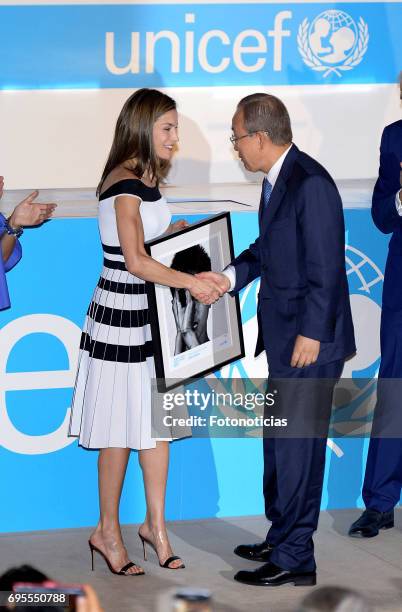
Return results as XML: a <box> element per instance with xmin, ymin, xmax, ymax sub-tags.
<box><xmin>229</xmin><ymin>236</ymin><xmax>261</xmax><ymax>295</ymax></box>
<box><xmin>297</xmin><ymin>175</ymin><xmax>345</xmax><ymax>343</ymax></box>
<box><xmin>371</xmin><ymin>126</ymin><xmax>402</xmax><ymax>234</ymax></box>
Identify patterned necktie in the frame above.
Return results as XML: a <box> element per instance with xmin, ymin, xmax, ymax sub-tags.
<box><xmin>261</xmin><ymin>177</ymin><xmax>273</xmax><ymax>212</ymax></box>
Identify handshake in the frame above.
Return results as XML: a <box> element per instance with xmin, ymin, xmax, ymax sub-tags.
<box><xmin>188</xmin><ymin>271</ymin><xmax>231</xmax><ymax>305</ymax></box>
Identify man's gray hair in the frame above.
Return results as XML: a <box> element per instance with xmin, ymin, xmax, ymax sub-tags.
<box><xmin>297</xmin><ymin>586</ymin><xmax>372</xmax><ymax>612</ymax></box>
<box><xmin>237</xmin><ymin>93</ymin><xmax>292</xmax><ymax>145</ymax></box>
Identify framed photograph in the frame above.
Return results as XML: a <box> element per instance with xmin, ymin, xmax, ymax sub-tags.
<box><xmin>145</xmin><ymin>212</ymin><xmax>245</xmax><ymax>391</ymax></box>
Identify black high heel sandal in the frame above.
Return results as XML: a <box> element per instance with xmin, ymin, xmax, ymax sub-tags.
<box><xmin>89</xmin><ymin>541</ymin><xmax>145</xmax><ymax>576</ymax></box>
<box><xmin>138</xmin><ymin>533</ymin><xmax>185</xmax><ymax>569</ymax></box>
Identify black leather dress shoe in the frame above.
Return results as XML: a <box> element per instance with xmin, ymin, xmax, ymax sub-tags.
<box><xmin>234</xmin><ymin>541</ymin><xmax>274</xmax><ymax>562</ymax></box>
<box><xmin>234</xmin><ymin>561</ymin><xmax>316</xmax><ymax>587</ymax></box>
<box><xmin>348</xmin><ymin>509</ymin><xmax>394</xmax><ymax>538</ymax></box>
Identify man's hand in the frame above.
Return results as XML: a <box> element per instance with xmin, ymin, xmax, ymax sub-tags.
<box><xmin>290</xmin><ymin>335</ymin><xmax>320</xmax><ymax>368</ymax></box>
<box><xmin>0</xmin><ymin>176</ymin><xmax>4</xmax><ymax>200</ymax></box>
<box><xmin>187</xmin><ymin>276</ymin><xmax>222</xmax><ymax>305</ymax></box>
<box><xmin>196</xmin><ymin>271</ymin><xmax>231</xmax><ymax>295</ymax></box>
<box><xmin>8</xmin><ymin>190</ymin><xmax>56</xmax><ymax>229</ymax></box>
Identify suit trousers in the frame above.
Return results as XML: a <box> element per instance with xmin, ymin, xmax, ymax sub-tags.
<box><xmin>263</xmin><ymin>358</ymin><xmax>344</xmax><ymax>572</ymax></box>
<box><xmin>363</xmin><ymin>306</ymin><xmax>402</xmax><ymax>512</ymax></box>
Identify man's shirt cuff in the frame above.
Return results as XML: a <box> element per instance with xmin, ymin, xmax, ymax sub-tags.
<box><xmin>222</xmin><ymin>265</ymin><xmax>236</xmax><ymax>292</ymax></box>
<box><xmin>395</xmin><ymin>190</ymin><xmax>402</xmax><ymax>216</ymax></box>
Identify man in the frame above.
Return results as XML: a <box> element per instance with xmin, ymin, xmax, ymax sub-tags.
<box><xmin>348</xmin><ymin>114</ymin><xmax>402</xmax><ymax>538</ymax></box>
<box><xmin>198</xmin><ymin>93</ymin><xmax>355</xmax><ymax>586</ymax></box>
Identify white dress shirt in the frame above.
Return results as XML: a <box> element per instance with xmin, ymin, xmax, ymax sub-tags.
<box><xmin>223</xmin><ymin>144</ymin><xmax>293</xmax><ymax>291</ymax></box>
<box><xmin>395</xmin><ymin>190</ymin><xmax>402</xmax><ymax>215</ymax></box>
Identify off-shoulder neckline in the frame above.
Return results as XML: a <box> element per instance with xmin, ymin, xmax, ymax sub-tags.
<box><xmin>99</xmin><ymin>178</ymin><xmax>160</xmax><ymax>201</ymax></box>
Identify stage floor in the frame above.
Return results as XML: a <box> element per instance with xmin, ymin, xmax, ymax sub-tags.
<box><xmin>1</xmin><ymin>510</ymin><xmax>402</xmax><ymax>612</ymax></box>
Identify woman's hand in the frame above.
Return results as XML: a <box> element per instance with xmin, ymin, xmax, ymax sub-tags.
<box><xmin>168</xmin><ymin>219</ymin><xmax>189</xmax><ymax>233</ymax></box>
<box><xmin>196</xmin><ymin>271</ymin><xmax>231</xmax><ymax>294</ymax></box>
<box><xmin>188</xmin><ymin>276</ymin><xmax>222</xmax><ymax>305</ymax></box>
<box><xmin>8</xmin><ymin>191</ymin><xmax>56</xmax><ymax>229</ymax></box>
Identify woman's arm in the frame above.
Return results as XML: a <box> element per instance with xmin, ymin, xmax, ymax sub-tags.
<box><xmin>115</xmin><ymin>195</ymin><xmax>222</xmax><ymax>304</ymax></box>
<box><xmin>1</xmin><ymin>191</ymin><xmax>56</xmax><ymax>263</ymax></box>
<box><xmin>0</xmin><ymin>176</ymin><xmax>15</xmax><ymax>263</ymax></box>
<box><xmin>1</xmin><ymin>226</ymin><xmax>19</xmax><ymax>264</ymax></box>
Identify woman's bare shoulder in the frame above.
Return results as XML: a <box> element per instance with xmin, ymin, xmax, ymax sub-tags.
<box><xmin>99</xmin><ymin>167</ymin><xmax>142</xmax><ymax>196</ymax></box>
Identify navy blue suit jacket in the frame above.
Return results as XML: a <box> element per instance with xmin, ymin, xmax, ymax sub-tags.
<box><xmin>230</xmin><ymin>144</ymin><xmax>356</xmax><ymax>374</ymax></box>
<box><xmin>371</xmin><ymin>120</ymin><xmax>402</xmax><ymax>319</ymax></box>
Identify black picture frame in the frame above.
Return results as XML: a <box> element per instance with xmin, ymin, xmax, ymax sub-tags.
<box><xmin>145</xmin><ymin>212</ymin><xmax>245</xmax><ymax>391</ymax></box>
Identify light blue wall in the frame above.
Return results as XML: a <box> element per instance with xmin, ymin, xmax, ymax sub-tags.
<box><xmin>0</xmin><ymin>210</ymin><xmax>394</xmax><ymax>532</ymax></box>
<box><xmin>0</xmin><ymin>0</ymin><xmax>400</xmax><ymax>532</ymax></box>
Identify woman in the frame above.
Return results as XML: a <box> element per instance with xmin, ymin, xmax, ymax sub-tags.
<box><xmin>69</xmin><ymin>89</ymin><xmax>222</xmax><ymax>576</ymax></box>
<box><xmin>0</xmin><ymin>180</ymin><xmax>56</xmax><ymax>310</ymax></box>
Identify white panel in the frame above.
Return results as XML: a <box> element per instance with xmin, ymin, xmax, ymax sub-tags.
<box><xmin>0</xmin><ymin>84</ymin><xmax>400</xmax><ymax>189</ymax></box>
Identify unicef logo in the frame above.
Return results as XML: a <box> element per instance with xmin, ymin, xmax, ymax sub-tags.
<box><xmin>342</xmin><ymin>243</ymin><xmax>382</xmax><ymax>379</ymax></box>
<box><xmin>298</xmin><ymin>10</ymin><xmax>369</xmax><ymax>78</ymax></box>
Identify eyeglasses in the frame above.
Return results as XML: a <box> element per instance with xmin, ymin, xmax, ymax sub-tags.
<box><xmin>229</xmin><ymin>132</ymin><xmax>259</xmax><ymax>145</ymax></box>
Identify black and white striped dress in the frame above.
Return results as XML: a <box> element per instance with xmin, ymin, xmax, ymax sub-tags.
<box><xmin>69</xmin><ymin>179</ymin><xmax>171</xmax><ymax>449</ymax></box>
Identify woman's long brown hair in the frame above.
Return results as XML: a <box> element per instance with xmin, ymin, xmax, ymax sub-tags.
<box><xmin>97</xmin><ymin>88</ymin><xmax>176</xmax><ymax>196</ymax></box>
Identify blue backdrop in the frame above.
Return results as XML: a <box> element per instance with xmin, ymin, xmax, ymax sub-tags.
<box><xmin>0</xmin><ymin>209</ymin><xmax>394</xmax><ymax>533</ymax></box>
<box><xmin>0</xmin><ymin>3</ymin><xmax>400</xmax><ymax>89</ymax></box>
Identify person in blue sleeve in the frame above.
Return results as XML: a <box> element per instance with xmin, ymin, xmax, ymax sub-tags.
<box><xmin>349</xmin><ymin>97</ymin><xmax>402</xmax><ymax>537</ymax></box>
<box><xmin>0</xmin><ymin>176</ymin><xmax>56</xmax><ymax>310</ymax></box>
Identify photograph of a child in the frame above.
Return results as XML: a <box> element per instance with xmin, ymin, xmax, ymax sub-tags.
<box><xmin>161</xmin><ymin>234</ymin><xmax>229</xmax><ymax>360</ymax></box>
<box><xmin>146</xmin><ymin>213</ymin><xmax>244</xmax><ymax>389</ymax></box>
<box><xmin>170</xmin><ymin>244</ymin><xmax>212</xmax><ymax>355</ymax></box>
